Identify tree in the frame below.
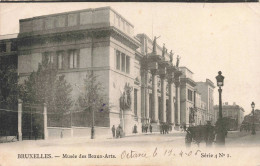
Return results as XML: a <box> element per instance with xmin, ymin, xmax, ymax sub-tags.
<box><xmin>54</xmin><ymin>75</ymin><xmax>73</xmax><ymax>126</ymax></box>
<box><xmin>77</xmin><ymin>73</ymin><xmax>110</xmax><ymax>127</ymax></box>
<box><xmin>0</xmin><ymin>65</ymin><xmax>20</xmax><ymax>110</ymax></box>
<box><xmin>20</xmin><ymin>59</ymin><xmax>73</xmax><ymax>127</ymax></box>
<box><xmin>0</xmin><ymin>64</ymin><xmax>21</xmax><ymax>136</ymax></box>
<box><xmin>21</xmin><ymin>60</ymin><xmax>57</xmax><ymax>107</ymax></box>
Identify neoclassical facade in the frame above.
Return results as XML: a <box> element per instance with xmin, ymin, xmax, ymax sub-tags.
<box><xmin>0</xmin><ymin>7</ymin><xmax>217</xmax><ymax>138</ymax></box>
<box><xmin>13</xmin><ymin>7</ymin><xmax>183</xmax><ymax>137</ymax></box>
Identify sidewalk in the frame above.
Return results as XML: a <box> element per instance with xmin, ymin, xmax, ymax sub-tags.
<box><xmin>0</xmin><ymin>129</ymin><xmax>184</xmax><ymax>148</ymax></box>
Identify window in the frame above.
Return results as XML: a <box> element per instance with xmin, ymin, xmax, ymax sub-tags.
<box><xmin>126</xmin><ymin>56</ymin><xmax>130</xmax><ymax>73</ymax></box>
<box><xmin>188</xmin><ymin>89</ymin><xmax>193</xmax><ymax>101</ymax></box>
<box><xmin>115</xmin><ymin>49</ymin><xmax>130</xmax><ymax>74</ymax></box>
<box><xmin>134</xmin><ymin>89</ymin><xmax>138</xmax><ymax>116</ymax></box>
<box><xmin>43</xmin><ymin>52</ymin><xmax>53</xmax><ymax>64</ymax></box>
<box><xmin>0</xmin><ymin>43</ymin><xmax>6</xmax><ymax>53</ymax></box>
<box><xmin>116</xmin><ymin>50</ymin><xmax>120</xmax><ymax>70</ymax></box>
<box><xmin>57</xmin><ymin>51</ymin><xmax>63</xmax><ymax>69</ymax></box>
<box><xmin>11</xmin><ymin>42</ymin><xmax>17</xmax><ymax>51</ymax></box>
<box><xmin>69</xmin><ymin>50</ymin><xmax>78</xmax><ymax>69</ymax></box>
<box><xmin>121</xmin><ymin>53</ymin><xmax>125</xmax><ymax>72</ymax></box>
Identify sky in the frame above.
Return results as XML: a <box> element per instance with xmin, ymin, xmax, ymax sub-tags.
<box><xmin>0</xmin><ymin>3</ymin><xmax>260</xmax><ymax>115</ymax></box>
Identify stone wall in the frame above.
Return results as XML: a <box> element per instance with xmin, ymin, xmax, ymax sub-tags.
<box><xmin>47</xmin><ymin>126</ymin><xmax>110</xmax><ymax>139</ymax></box>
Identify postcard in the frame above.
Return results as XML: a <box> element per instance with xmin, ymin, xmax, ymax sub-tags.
<box><xmin>0</xmin><ymin>2</ymin><xmax>260</xmax><ymax>166</ymax></box>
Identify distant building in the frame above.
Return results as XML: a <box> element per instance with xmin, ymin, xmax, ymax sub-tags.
<box><xmin>0</xmin><ymin>34</ymin><xmax>18</xmax><ymax>69</ymax></box>
<box><xmin>0</xmin><ymin>34</ymin><xmax>19</xmax><ymax>137</ymax></box>
<box><xmin>196</xmin><ymin>79</ymin><xmax>216</xmax><ymax>124</ymax></box>
<box><xmin>179</xmin><ymin>67</ymin><xmax>196</xmax><ymax>127</ymax></box>
<box><xmin>194</xmin><ymin>91</ymin><xmax>207</xmax><ymax>125</ymax></box>
<box><xmin>179</xmin><ymin>69</ymin><xmax>216</xmax><ymax>127</ymax></box>
<box><xmin>214</xmin><ymin>102</ymin><xmax>245</xmax><ymax>130</ymax></box>
<box><xmin>243</xmin><ymin>109</ymin><xmax>260</xmax><ymax>131</ymax></box>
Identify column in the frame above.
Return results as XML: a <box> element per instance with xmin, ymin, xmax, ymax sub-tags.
<box><xmin>169</xmin><ymin>82</ymin><xmax>174</xmax><ymax>124</ymax></box>
<box><xmin>43</xmin><ymin>103</ymin><xmax>48</xmax><ymax>140</ymax></box>
<box><xmin>151</xmin><ymin>70</ymin><xmax>158</xmax><ymax>123</ymax></box>
<box><xmin>174</xmin><ymin>81</ymin><xmax>181</xmax><ymax>125</ymax></box>
<box><xmin>145</xmin><ymin>71</ymin><xmax>150</xmax><ymax>123</ymax></box>
<box><xmin>160</xmin><ymin>75</ymin><xmax>166</xmax><ymax>122</ymax></box>
<box><xmin>141</xmin><ymin>70</ymin><xmax>146</xmax><ymax>120</ymax></box>
<box><xmin>18</xmin><ymin>99</ymin><xmax>22</xmax><ymax>141</ymax></box>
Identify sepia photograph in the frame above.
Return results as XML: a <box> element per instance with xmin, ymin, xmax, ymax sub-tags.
<box><xmin>0</xmin><ymin>2</ymin><xmax>260</xmax><ymax>166</ymax></box>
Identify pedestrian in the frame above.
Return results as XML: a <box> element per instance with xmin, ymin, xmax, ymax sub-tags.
<box><xmin>91</xmin><ymin>126</ymin><xmax>95</xmax><ymax>139</ymax></box>
<box><xmin>133</xmin><ymin>124</ymin><xmax>137</xmax><ymax>134</ymax></box>
<box><xmin>162</xmin><ymin>124</ymin><xmax>165</xmax><ymax>134</ymax></box>
<box><xmin>149</xmin><ymin>124</ymin><xmax>152</xmax><ymax>133</ymax></box>
<box><xmin>33</xmin><ymin>126</ymin><xmax>38</xmax><ymax>140</ymax></box>
<box><xmin>185</xmin><ymin>128</ymin><xmax>192</xmax><ymax>147</ymax></box>
<box><xmin>166</xmin><ymin>124</ymin><xmax>169</xmax><ymax>134</ymax></box>
<box><xmin>116</xmin><ymin>125</ymin><xmax>120</xmax><ymax>138</ymax></box>
<box><xmin>205</xmin><ymin>122</ymin><xmax>214</xmax><ymax>147</ymax></box>
<box><xmin>60</xmin><ymin>129</ymin><xmax>63</xmax><ymax>139</ymax></box>
<box><xmin>111</xmin><ymin>125</ymin><xmax>115</xmax><ymax>138</ymax></box>
<box><xmin>119</xmin><ymin>125</ymin><xmax>123</xmax><ymax>138</ymax></box>
<box><xmin>183</xmin><ymin>124</ymin><xmax>187</xmax><ymax>132</ymax></box>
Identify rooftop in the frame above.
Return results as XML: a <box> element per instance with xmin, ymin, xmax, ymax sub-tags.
<box><xmin>20</xmin><ymin>6</ymin><xmax>134</xmax><ymax>28</ymax></box>
<box><xmin>214</xmin><ymin>104</ymin><xmax>245</xmax><ymax>112</ymax></box>
<box><xmin>179</xmin><ymin>66</ymin><xmax>194</xmax><ymax>74</ymax></box>
<box><xmin>196</xmin><ymin>78</ymin><xmax>215</xmax><ymax>88</ymax></box>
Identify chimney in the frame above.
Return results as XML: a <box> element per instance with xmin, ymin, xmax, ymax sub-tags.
<box><xmin>233</xmin><ymin>102</ymin><xmax>236</xmax><ymax>105</ymax></box>
<box><xmin>225</xmin><ymin>102</ymin><xmax>228</xmax><ymax>105</ymax></box>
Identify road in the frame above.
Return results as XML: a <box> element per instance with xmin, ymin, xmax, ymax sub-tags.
<box><xmin>1</xmin><ymin>130</ymin><xmax>260</xmax><ymax>149</ymax></box>
<box><xmin>225</xmin><ymin>130</ymin><xmax>260</xmax><ymax>147</ymax></box>
<box><xmin>0</xmin><ymin>131</ymin><xmax>186</xmax><ymax>149</ymax></box>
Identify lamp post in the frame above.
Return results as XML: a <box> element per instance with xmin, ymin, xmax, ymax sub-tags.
<box><xmin>216</xmin><ymin>71</ymin><xmax>225</xmax><ymax>145</ymax></box>
<box><xmin>251</xmin><ymin>102</ymin><xmax>256</xmax><ymax>135</ymax></box>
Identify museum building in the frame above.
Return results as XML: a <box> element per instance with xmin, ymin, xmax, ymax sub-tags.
<box><xmin>0</xmin><ymin>7</ymin><xmax>216</xmax><ymax>139</ymax></box>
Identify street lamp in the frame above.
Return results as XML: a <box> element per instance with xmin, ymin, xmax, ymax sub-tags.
<box><xmin>251</xmin><ymin>102</ymin><xmax>256</xmax><ymax>135</ymax></box>
<box><xmin>216</xmin><ymin>71</ymin><xmax>225</xmax><ymax>145</ymax></box>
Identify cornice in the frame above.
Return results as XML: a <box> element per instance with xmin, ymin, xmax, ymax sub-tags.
<box><xmin>18</xmin><ymin>27</ymin><xmax>140</xmax><ymax>50</ymax></box>
<box><xmin>180</xmin><ymin>77</ymin><xmax>197</xmax><ymax>87</ymax></box>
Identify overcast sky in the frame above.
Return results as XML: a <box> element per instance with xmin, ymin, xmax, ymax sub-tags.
<box><xmin>1</xmin><ymin>3</ymin><xmax>260</xmax><ymax>115</ymax></box>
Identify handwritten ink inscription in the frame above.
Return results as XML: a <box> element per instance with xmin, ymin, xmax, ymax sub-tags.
<box><xmin>120</xmin><ymin>148</ymin><xmax>232</xmax><ymax>159</ymax></box>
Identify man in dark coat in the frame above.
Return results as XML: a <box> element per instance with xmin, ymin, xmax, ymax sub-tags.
<box><xmin>33</xmin><ymin>126</ymin><xmax>38</xmax><ymax>140</ymax></box>
<box><xmin>183</xmin><ymin>124</ymin><xmax>187</xmax><ymax>131</ymax></box>
<box><xmin>111</xmin><ymin>125</ymin><xmax>115</xmax><ymax>138</ymax></box>
<box><xmin>133</xmin><ymin>124</ymin><xmax>137</xmax><ymax>134</ymax></box>
<box><xmin>149</xmin><ymin>124</ymin><xmax>152</xmax><ymax>133</ymax></box>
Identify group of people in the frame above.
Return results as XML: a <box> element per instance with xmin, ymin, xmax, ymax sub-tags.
<box><xmin>240</xmin><ymin>124</ymin><xmax>252</xmax><ymax>132</ymax></box>
<box><xmin>141</xmin><ymin>124</ymin><xmax>153</xmax><ymax>133</ymax></box>
<box><xmin>111</xmin><ymin>125</ymin><xmax>124</xmax><ymax>138</ymax></box>
<box><xmin>185</xmin><ymin>121</ymin><xmax>225</xmax><ymax>147</ymax></box>
<box><xmin>160</xmin><ymin>123</ymin><xmax>171</xmax><ymax>134</ymax></box>
<box><xmin>180</xmin><ymin>124</ymin><xmax>187</xmax><ymax>132</ymax></box>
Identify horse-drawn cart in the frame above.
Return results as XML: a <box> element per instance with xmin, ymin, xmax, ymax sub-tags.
<box><xmin>185</xmin><ymin>124</ymin><xmax>216</xmax><ymax>147</ymax></box>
